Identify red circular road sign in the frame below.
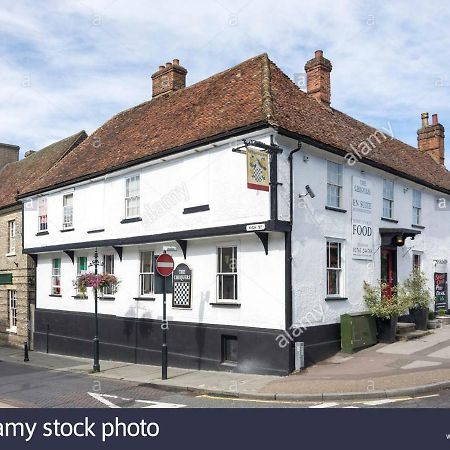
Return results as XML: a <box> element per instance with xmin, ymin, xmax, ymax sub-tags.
<box><xmin>156</xmin><ymin>253</ymin><xmax>175</xmax><ymax>277</ymax></box>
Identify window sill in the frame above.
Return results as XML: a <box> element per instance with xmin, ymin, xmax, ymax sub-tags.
<box><xmin>5</xmin><ymin>253</ymin><xmax>16</xmax><ymax>257</ymax></box>
<box><xmin>36</xmin><ymin>231</ymin><xmax>49</xmax><ymax>236</ymax></box>
<box><xmin>381</xmin><ymin>217</ymin><xmax>398</xmax><ymax>223</ymax></box>
<box><xmin>49</xmin><ymin>294</ymin><xmax>62</xmax><ymax>298</ymax></box>
<box><xmin>134</xmin><ymin>297</ymin><xmax>155</xmax><ymax>301</ymax></box>
<box><xmin>325</xmin><ymin>206</ymin><xmax>347</xmax><ymax>213</ymax></box>
<box><xmin>411</xmin><ymin>224</ymin><xmax>425</xmax><ymax>229</ymax></box>
<box><xmin>210</xmin><ymin>302</ymin><xmax>241</xmax><ymax>308</ymax></box>
<box><xmin>87</xmin><ymin>228</ymin><xmax>105</xmax><ymax>234</ymax></box>
<box><xmin>325</xmin><ymin>296</ymin><xmax>348</xmax><ymax>301</ymax></box>
<box><xmin>60</xmin><ymin>227</ymin><xmax>75</xmax><ymax>233</ymax></box>
<box><xmin>6</xmin><ymin>328</ymin><xmax>17</xmax><ymax>334</ymax></box>
<box><xmin>72</xmin><ymin>295</ymin><xmax>88</xmax><ymax>300</ymax></box>
<box><xmin>100</xmin><ymin>296</ymin><xmax>115</xmax><ymax>301</ymax></box>
<box><xmin>121</xmin><ymin>217</ymin><xmax>142</xmax><ymax>224</ymax></box>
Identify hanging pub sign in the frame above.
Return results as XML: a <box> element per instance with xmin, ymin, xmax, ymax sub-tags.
<box><xmin>246</xmin><ymin>147</ymin><xmax>269</xmax><ymax>191</ymax></box>
<box><xmin>172</xmin><ymin>263</ymin><xmax>192</xmax><ymax>308</ymax></box>
<box><xmin>434</xmin><ymin>272</ymin><xmax>448</xmax><ymax>313</ymax></box>
<box><xmin>351</xmin><ymin>177</ymin><xmax>373</xmax><ymax>260</ymax></box>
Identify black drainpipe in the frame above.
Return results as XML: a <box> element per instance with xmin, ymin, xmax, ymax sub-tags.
<box><xmin>286</xmin><ymin>141</ymin><xmax>302</xmax><ymax>372</ymax></box>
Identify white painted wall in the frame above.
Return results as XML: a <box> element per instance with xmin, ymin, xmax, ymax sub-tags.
<box><xmin>23</xmin><ymin>130</ymin><xmax>275</xmax><ymax>250</ymax></box>
<box><xmin>24</xmin><ymin>126</ymin><xmax>450</xmax><ymax>333</ymax></box>
<box><xmin>281</xmin><ymin>135</ymin><xmax>450</xmax><ymax>327</ymax></box>
<box><xmin>35</xmin><ymin>233</ymin><xmax>286</xmax><ymax>330</ymax></box>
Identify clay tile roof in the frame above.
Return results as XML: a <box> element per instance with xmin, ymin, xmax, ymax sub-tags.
<box><xmin>19</xmin><ymin>54</ymin><xmax>450</xmax><ymax>197</ymax></box>
<box><xmin>0</xmin><ymin>131</ymin><xmax>87</xmax><ymax>210</ymax></box>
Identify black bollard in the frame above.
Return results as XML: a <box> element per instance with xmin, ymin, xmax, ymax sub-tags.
<box><xmin>24</xmin><ymin>342</ymin><xmax>29</xmax><ymax>362</ymax></box>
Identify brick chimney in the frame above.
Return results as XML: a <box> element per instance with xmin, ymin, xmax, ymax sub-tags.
<box><xmin>417</xmin><ymin>112</ymin><xmax>445</xmax><ymax>166</ymax></box>
<box><xmin>304</xmin><ymin>50</ymin><xmax>333</xmax><ymax>106</ymax></box>
<box><xmin>0</xmin><ymin>143</ymin><xmax>19</xmax><ymax>171</ymax></box>
<box><xmin>151</xmin><ymin>59</ymin><xmax>187</xmax><ymax>98</ymax></box>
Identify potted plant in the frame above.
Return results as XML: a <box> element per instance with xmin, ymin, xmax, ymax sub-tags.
<box><xmin>403</xmin><ymin>269</ymin><xmax>432</xmax><ymax>331</ymax></box>
<box><xmin>74</xmin><ymin>273</ymin><xmax>120</xmax><ymax>298</ymax></box>
<box><xmin>363</xmin><ymin>281</ymin><xmax>409</xmax><ymax>343</ymax></box>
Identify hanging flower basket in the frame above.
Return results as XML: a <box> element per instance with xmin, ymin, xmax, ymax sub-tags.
<box><xmin>73</xmin><ymin>274</ymin><xmax>120</xmax><ymax>296</ymax></box>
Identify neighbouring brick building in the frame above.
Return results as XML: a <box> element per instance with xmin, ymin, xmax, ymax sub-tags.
<box><xmin>0</xmin><ymin>132</ymin><xmax>87</xmax><ymax>348</ymax></box>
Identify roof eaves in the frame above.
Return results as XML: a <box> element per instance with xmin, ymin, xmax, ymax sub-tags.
<box><xmin>277</xmin><ymin>126</ymin><xmax>450</xmax><ymax>196</ymax></box>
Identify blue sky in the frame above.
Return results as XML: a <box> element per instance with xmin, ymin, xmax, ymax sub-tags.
<box><xmin>1</xmin><ymin>0</ymin><xmax>449</xmax><ymax>167</ymax></box>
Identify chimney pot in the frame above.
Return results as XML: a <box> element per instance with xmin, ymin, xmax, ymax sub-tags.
<box><xmin>421</xmin><ymin>112</ymin><xmax>429</xmax><ymax>128</ymax></box>
<box><xmin>304</xmin><ymin>50</ymin><xmax>333</xmax><ymax>106</ymax></box>
<box><xmin>432</xmin><ymin>113</ymin><xmax>438</xmax><ymax>125</ymax></box>
<box><xmin>24</xmin><ymin>150</ymin><xmax>36</xmax><ymax>158</ymax></box>
<box><xmin>151</xmin><ymin>59</ymin><xmax>188</xmax><ymax>98</ymax></box>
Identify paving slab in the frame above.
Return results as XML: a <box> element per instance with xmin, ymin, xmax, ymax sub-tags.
<box><xmin>401</xmin><ymin>360</ymin><xmax>442</xmax><ymax>370</ymax></box>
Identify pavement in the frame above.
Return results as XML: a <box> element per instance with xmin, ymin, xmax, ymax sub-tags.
<box><xmin>2</xmin><ymin>324</ymin><xmax>450</xmax><ymax>401</ymax></box>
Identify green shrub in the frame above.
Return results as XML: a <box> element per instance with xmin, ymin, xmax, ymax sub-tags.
<box><xmin>403</xmin><ymin>269</ymin><xmax>432</xmax><ymax>310</ymax></box>
<box><xmin>363</xmin><ymin>281</ymin><xmax>409</xmax><ymax>319</ymax></box>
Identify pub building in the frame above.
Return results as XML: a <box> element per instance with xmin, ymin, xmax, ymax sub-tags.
<box><xmin>18</xmin><ymin>52</ymin><xmax>450</xmax><ymax>375</ymax></box>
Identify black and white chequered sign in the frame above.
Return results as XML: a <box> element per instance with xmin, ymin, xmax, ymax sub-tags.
<box><xmin>252</xmin><ymin>162</ymin><xmax>265</xmax><ymax>183</ymax></box>
<box><xmin>172</xmin><ymin>263</ymin><xmax>192</xmax><ymax>308</ymax></box>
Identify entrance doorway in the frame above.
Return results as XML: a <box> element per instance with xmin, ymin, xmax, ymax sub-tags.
<box><xmin>381</xmin><ymin>247</ymin><xmax>397</xmax><ymax>299</ymax></box>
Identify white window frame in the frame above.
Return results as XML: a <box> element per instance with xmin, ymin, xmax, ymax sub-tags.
<box><xmin>412</xmin><ymin>189</ymin><xmax>422</xmax><ymax>226</ymax></box>
<box><xmin>103</xmin><ymin>254</ymin><xmax>115</xmax><ymax>296</ymax></box>
<box><xmin>216</xmin><ymin>245</ymin><xmax>239</xmax><ymax>303</ymax></box>
<box><xmin>412</xmin><ymin>252</ymin><xmax>423</xmax><ymax>271</ymax></box>
<box><xmin>51</xmin><ymin>258</ymin><xmax>62</xmax><ymax>296</ymax></box>
<box><xmin>327</xmin><ymin>161</ymin><xmax>343</xmax><ymax>208</ymax></box>
<box><xmin>139</xmin><ymin>250</ymin><xmax>154</xmax><ymax>297</ymax></box>
<box><xmin>7</xmin><ymin>290</ymin><xmax>17</xmax><ymax>333</ymax></box>
<box><xmin>7</xmin><ymin>220</ymin><xmax>16</xmax><ymax>255</ymax></box>
<box><xmin>326</xmin><ymin>239</ymin><xmax>345</xmax><ymax>298</ymax></box>
<box><xmin>125</xmin><ymin>175</ymin><xmax>140</xmax><ymax>219</ymax></box>
<box><xmin>38</xmin><ymin>197</ymin><xmax>48</xmax><ymax>232</ymax></box>
<box><xmin>62</xmin><ymin>193</ymin><xmax>74</xmax><ymax>229</ymax></box>
<box><xmin>382</xmin><ymin>179</ymin><xmax>395</xmax><ymax>219</ymax></box>
<box><xmin>77</xmin><ymin>256</ymin><xmax>88</xmax><ymax>275</ymax></box>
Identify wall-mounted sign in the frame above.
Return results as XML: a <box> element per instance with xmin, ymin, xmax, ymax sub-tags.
<box><xmin>0</xmin><ymin>273</ymin><xmax>13</xmax><ymax>285</ymax></box>
<box><xmin>351</xmin><ymin>177</ymin><xmax>373</xmax><ymax>260</ymax></box>
<box><xmin>172</xmin><ymin>263</ymin><xmax>192</xmax><ymax>308</ymax></box>
<box><xmin>434</xmin><ymin>272</ymin><xmax>448</xmax><ymax>313</ymax></box>
<box><xmin>246</xmin><ymin>223</ymin><xmax>266</xmax><ymax>232</ymax></box>
<box><xmin>246</xmin><ymin>147</ymin><xmax>269</xmax><ymax>191</ymax></box>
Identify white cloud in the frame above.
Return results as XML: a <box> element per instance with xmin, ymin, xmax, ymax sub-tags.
<box><xmin>0</xmin><ymin>0</ymin><xmax>449</xmax><ymax>167</ymax></box>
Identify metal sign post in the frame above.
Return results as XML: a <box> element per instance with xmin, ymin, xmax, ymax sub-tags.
<box><xmin>156</xmin><ymin>252</ymin><xmax>175</xmax><ymax>380</ymax></box>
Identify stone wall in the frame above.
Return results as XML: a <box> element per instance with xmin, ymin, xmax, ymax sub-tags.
<box><xmin>0</xmin><ymin>206</ymin><xmax>35</xmax><ymax>348</ymax></box>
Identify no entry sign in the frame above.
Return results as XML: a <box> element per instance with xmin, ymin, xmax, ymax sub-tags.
<box><xmin>156</xmin><ymin>253</ymin><xmax>174</xmax><ymax>277</ymax></box>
